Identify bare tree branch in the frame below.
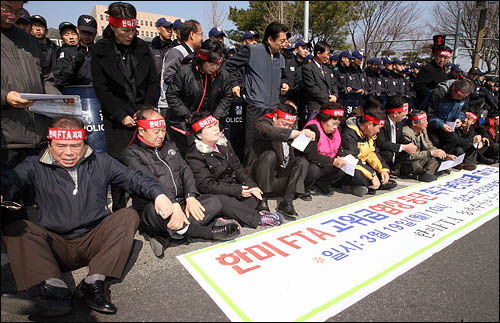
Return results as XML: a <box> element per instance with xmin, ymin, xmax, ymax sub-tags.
<box><xmin>205</xmin><ymin>1</ymin><xmax>228</xmax><ymax>28</ymax></box>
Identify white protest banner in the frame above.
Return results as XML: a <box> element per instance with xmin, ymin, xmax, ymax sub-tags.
<box><xmin>178</xmin><ymin>166</ymin><xmax>499</xmax><ymax>322</ymax></box>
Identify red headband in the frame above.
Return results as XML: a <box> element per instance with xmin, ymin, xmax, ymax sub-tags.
<box><xmin>275</xmin><ymin>109</ymin><xmax>297</xmax><ymax>122</ymax></box>
<box><xmin>364</xmin><ymin>114</ymin><xmax>385</xmax><ymax>126</ymax></box>
<box><xmin>436</xmin><ymin>50</ymin><xmax>452</xmax><ymax>58</ymax></box>
<box><xmin>387</xmin><ymin>102</ymin><xmax>409</xmax><ymax>113</ymax></box>
<box><xmin>109</xmin><ymin>16</ymin><xmax>137</xmax><ymax>28</ymax></box>
<box><xmin>137</xmin><ymin>119</ymin><xmax>166</xmax><ymax>129</ymax></box>
<box><xmin>491</xmin><ymin>115</ymin><xmax>499</xmax><ymax>120</ymax></box>
<box><xmin>192</xmin><ymin>115</ymin><xmax>218</xmax><ymax>132</ymax></box>
<box><xmin>48</xmin><ymin>128</ymin><xmax>86</xmax><ymax>140</ymax></box>
<box><xmin>466</xmin><ymin>112</ymin><xmax>478</xmax><ymax>121</ymax></box>
<box><xmin>408</xmin><ymin>113</ymin><xmax>427</xmax><ymax>121</ymax></box>
<box><xmin>322</xmin><ymin>109</ymin><xmax>344</xmax><ymax>117</ymax></box>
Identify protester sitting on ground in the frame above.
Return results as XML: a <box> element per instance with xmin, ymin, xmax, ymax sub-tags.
<box><xmin>121</xmin><ymin>109</ymin><xmax>241</xmax><ymax>258</ymax></box>
<box><xmin>185</xmin><ymin>111</ymin><xmax>284</xmax><ymax>228</ymax></box>
<box><xmin>401</xmin><ymin>110</ymin><xmax>456</xmax><ymax>181</ymax></box>
<box><xmin>375</xmin><ymin>95</ymin><xmax>417</xmax><ymax>176</ymax></box>
<box><xmin>1</xmin><ymin>116</ymin><xmax>175</xmax><ymax>317</ymax></box>
<box><xmin>476</xmin><ymin>111</ymin><xmax>499</xmax><ymax>163</ymax></box>
<box><xmin>300</xmin><ymin>103</ymin><xmax>357</xmax><ymax>199</ymax></box>
<box><xmin>455</xmin><ymin>111</ymin><xmax>486</xmax><ymax>166</ymax></box>
<box><xmin>425</xmin><ymin>78</ymin><xmax>477</xmax><ymax>170</ymax></box>
<box><xmin>247</xmin><ymin>103</ymin><xmax>314</xmax><ymax>219</ymax></box>
<box><xmin>166</xmin><ymin>39</ymin><xmax>232</xmax><ymax>156</ymax></box>
<box><xmin>341</xmin><ymin>109</ymin><xmax>397</xmax><ymax>196</ymax></box>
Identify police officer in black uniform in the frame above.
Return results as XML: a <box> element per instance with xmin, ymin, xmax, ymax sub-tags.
<box><xmin>365</xmin><ymin>58</ymin><xmax>386</xmax><ymax>100</ymax></box>
<box><xmin>168</xmin><ymin>19</ymin><xmax>183</xmax><ymax>49</ymax></box>
<box><xmin>30</xmin><ymin>14</ymin><xmax>59</xmax><ymax>74</ymax></box>
<box><xmin>54</xmin><ymin>15</ymin><xmax>97</xmax><ymax>90</ymax></box>
<box><xmin>466</xmin><ymin>67</ymin><xmax>498</xmax><ymax>120</ymax></box>
<box><xmin>151</xmin><ymin>18</ymin><xmax>173</xmax><ymax>81</ymax></box>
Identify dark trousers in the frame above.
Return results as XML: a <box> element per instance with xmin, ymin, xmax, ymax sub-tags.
<box><xmin>165</xmin><ymin>110</ymin><xmax>195</xmax><ymax>157</ymax></box>
<box><xmin>306</xmin><ymin>164</ymin><xmax>349</xmax><ymax>190</ymax></box>
<box><xmin>244</xmin><ymin>105</ymin><xmax>273</xmax><ymax>163</ymax></box>
<box><xmin>428</xmin><ymin>127</ymin><xmax>459</xmax><ymax>155</ymax></box>
<box><xmin>140</xmin><ymin>194</ymin><xmax>221</xmax><ymax>240</ymax></box>
<box><xmin>253</xmin><ymin>151</ymin><xmax>308</xmax><ymax>200</ymax></box>
<box><xmin>216</xmin><ymin>194</ymin><xmax>260</xmax><ymax>228</ymax></box>
<box><xmin>103</xmin><ymin>118</ymin><xmax>136</xmax><ymax>211</ymax></box>
<box><xmin>400</xmin><ymin>157</ymin><xmax>440</xmax><ymax>176</ymax></box>
<box><xmin>2</xmin><ymin>208</ymin><xmax>139</xmax><ymax>291</ymax></box>
<box><xmin>479</xmin><ymin>143</ymin><xmax>499</xmax><ymax>160</ymax></box>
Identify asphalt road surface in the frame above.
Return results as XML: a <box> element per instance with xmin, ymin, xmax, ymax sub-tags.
<box><xmin>1</xmin><ymin>170</ymin><xmax>499</xmax><ymax>322</ymax></box>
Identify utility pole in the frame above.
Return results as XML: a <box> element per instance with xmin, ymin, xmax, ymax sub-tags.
<box><xmin>304</xmin><ymin>1</ymin><xmax>309</xmax><ymax>42</ymax></box>
<box><xmin>452</xmin><ymin>9</ymin><xmax>462</xmax><ymax>65</ymax></box>
<box><xmin>473</xmin><ymin>1</ymin><xmax>488</xmax><ymax>68</ymax></box>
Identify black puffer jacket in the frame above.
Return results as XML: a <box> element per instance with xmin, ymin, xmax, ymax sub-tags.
<box><xmin>1</xmin><ymin>147</ymin><xmax>164</xmax><ymax>238</ymax></box>
<box><xmin>414</xmin><ymin>60</ymin><xmax>448</xmax><ymax>106</ymax></box>
<box><xmin>184</xmin><ymin>134</ymin><xmax>257</xmax><ymax>198</ymax></box>
<box><xmin>120</xmin><ymin>135</ymin><xmax>200</xmax><ymax>212</ymax></box>
<box><xmin>166</xmin><ymin>62</ymin><xmax>232</xmax><ymax>126</ymax></box>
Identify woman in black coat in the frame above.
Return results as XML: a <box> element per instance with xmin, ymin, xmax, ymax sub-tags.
<box><xmin>184</xmin><ymin>111</ymin><xmax>283</xmax><ymax>228</ymax></box>
<box><xmin>91</xmin><ymin>2</ymin><xmax>159</xmax><ymax>210</ymax></box>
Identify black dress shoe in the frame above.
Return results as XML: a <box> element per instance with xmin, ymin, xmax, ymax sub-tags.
<box><xmin>277</xmin><ymin>199</ymin><xmax>298</xmax><ymax>219</ymax></box>
<box><xmin>378</xmin><ymin>179</ymin><xmax>397</xmax><ymax>190</ymax></box>
<box><xmin>256</xmin><ymin>198</ymin><xmax>270</xmax><ymax>212</ymax></box>
<box><xmin>1</xmin><ymin>282</ymin><xmax>73</xmax><ymax>317</ymax></box>
<box><xmin>296</xmin><ymin>192</ymin><xmax>312</xmax><ymax>201</ymax></box>
<box><xmin>478</xmin><ymin>156</ymin><xmax>496</xmax><ymax>165</ymax></box>
<box><xmin>212</xmin><ymin>223</ymin><xmax>240</xmax><ymax>240</ymax></box>
<box><xmin>76</xmin><ymin>280</ymin><xmax>117</xmax><ymax>314</ymax></box>
<box><xmin>310</xmin><ymin>183</ymin><xmax>334</xmax><ymax>196</ymax></box>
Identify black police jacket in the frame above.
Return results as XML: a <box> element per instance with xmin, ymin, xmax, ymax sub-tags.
<box><xmin>185</xmin><ymin>134</ymin><xmax>257</xmax><ymax>198</ymax></box>
<box><xmin>40</xmin><ymin>38</ymin><xmax>60</xmax><ymax>73</ymax></box>
<box><xmin>54</xmin><ymin>43</ymin><xmax>93</xmax><ymax>90</ymax></box>
<box><xmin>365</xmin><ymin>68</ymin><xmax>385</xmax><ymax>96</ymax></box>
<box><xmin>91</xmin><ymin>37</ymin><xmax>159</xmax><ymax>123</ymax></box>
<box><xmin>121</xmin><ymin>135</ymin><xmax>199</xmax><ymax>213</ymax></box>
<box><xmin>0</xmin><ymin>147</ymin><xmax>164</xmax><ymax>238</ymax></box>
<box><xmin>150</xmin><ymin>36</ymin><xmax>172</xmax><ymax>81</ymax></box>
<box><xmin>414</xmin><ymin>60</ymin><xmax>448</xmax><ymax>106</ymax></box>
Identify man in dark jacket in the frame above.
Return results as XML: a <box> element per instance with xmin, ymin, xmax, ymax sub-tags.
<box><xmin>414</xmin><ymin>45</ymin><xmax>452</xmax><ymax>109</ymax></box>
<box><xmin>30</xmin><ymin>14</ymin><xmax>59</xmax><ymax>74</ymax></box>
<box><xmin>54</xmin><ymin>15</ymin><xmax>97</xmax><ymax>90</ymax></box>
<box><xmin>150</xmin><ymin>18</ymin><xmax>173</xmax><ymax>82</ymax></box>
<box><xmin>1</xmin><ymin>116</ymin><xmax>175</xmax><ymax>317</ymax></box>
<box><xmin>247</xmin><ymin>103</ymin><xmax>314</xmax><ymax>219</ymax></box>
<box><xmin>477</xmin><ymin>112</ymin><xmax>499</xmax><ymax>162</ymax></box>
<box><xmin>121</xmin><ymin>109</ymin><xmax>240</xmax><ymax>257</ymax></box>
<box><xmin>302</xmin><ymin>41</ymin><xmax>338</xmax><ymax>119</ymax></box>
<box><xmin>225</xmin><ymin>22</ymin><xmax>290</xmax><ymax>160</ymax></box>
<box><xmin>1</xmin><ymin>1</ymin><xmax>61</xmax><ymax>172</ymax></box>
<box><xmin>365</xmin><ymin>58</ymin><xmax>386</xmax><ymax>99</ymax></box>
<box><xmin>375</xmin><ymin>95</ymin><xmax>417</xmax><ymax>176</ymax></box>
<box><xmin>166</xmin><ymin>39</ymin><xmax>232</xmax><ymax>156</ymax></box>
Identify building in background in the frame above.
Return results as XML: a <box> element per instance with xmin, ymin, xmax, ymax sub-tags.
<box><xmin>91</xmin><ymin>5</ymin><xmax>183</xmax><ymax>41</ymax></box>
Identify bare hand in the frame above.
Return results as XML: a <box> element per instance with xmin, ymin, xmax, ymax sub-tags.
<box><xmin>357</xmin><ymin>89</ymin><xmax>365</xmax><ymax>95</ymax></box>
<box><xmin>247</xmin><ymin>187</ymin><xmax>263</xmax><ymax>200</ymax></box>
<box><xmin>328</xmin><ymin>95</ymin><xmax>337</xmax><ymax>103</ymax></box>
<box><xmin>121</xmin><ymin>115</ymin><xmax>136</xmax><ymax>127</ymax></box>
<box><xmin>431</xmin><ymin>149</ymin><xmax>447</xmax><ymax>159</ymax></box>
<box><xmin>301</xmin><ymin>129</ymin><xmax>316</xmax><ymax>141</ymax></box>
<box><xmin>167</xmin><ymin>203</ymin><xmax>190</xmax><ymax>230</ymax></box>
<box><xmin>402</xmin><ymin>143</ymin><xmax>417</xmax><ymax>154</ymax></box>
<box><xmin>455</xmin><ymin>119</ymin><xmax>462</xmax><ymax>128</ymax></box>
<box><xmin>241</xmin><ymin>185</ymin><xmax>250</xmax><ymax>197</ymax></box>
<box><xmin>442</xmin><ymin>124</ymin><xmax>453</xmax><ymax>133</ymax></box>
<box><xmin>6</xmin><ymin>91</ymin><xmax>32</xmax><ymax>108</ymax></box>
<box><xmin>482</xmin><ymin>137</ymin><xmax>490</xmax><ymax>146</ymax></box>
<box><xmin>155</xmin><ymin>194</ymin><xmax>174</xmax><ymax>220</ymax></box>
<box><xmin>369</xmin><ymin>175</ymin><xmax>381</xmax><ymax>190</ymax></box>
<box><xmin>380</xmin><ymin>171</ymin><xmax>390</xmax><ymax>184</ymax></box>
<box><xmin>445</xmin><ymin>154</ymin><xmax>457</xmax><ymax>161</ymax></box>
<box><xmin>185</xmin><ymin>196</ymin><xmax>205</xmax><ymax>221</ymax></box>
<box><xmin>232</xmin><ymin>86</ymin><xmax>241</xmax><ymax>98</ymax></box>
<box><xmin>346</xmin><ymin>87</ymin><xmax>352</xmax><ymax>93</ymax></box>
<box><xmin>280</xmin><ymin>83</ymin><xmax>289</xmax><ymax>95</ymax></box>
<box><xmin>333</xmin><ymin>156</ymin><xmax>347</xmax><ymax>168</ymax></box>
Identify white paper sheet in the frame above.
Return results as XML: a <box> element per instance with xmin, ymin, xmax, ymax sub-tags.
<box><xmin>340</xmin><ymin>154</ymin><xmax>358</xmax><ymax>176</ymax></box>
<box><xmin>291</xmin><ymin>132</ymin><xmax>312</xmax><ymax>152</ymax></box>
<box><xmin>437</xmin><ymin>153</ymin><xmax>465</xmax><ymax>171</ymax></box>
<box><xmin>446</xmin><ymin>121</ymin><xmax>456</xmax><ymax>131</ymax></box>
<box><xmin>22</xmin><ymin>93</ymin><xmax>90</xmax><ymax>123</ymax></box>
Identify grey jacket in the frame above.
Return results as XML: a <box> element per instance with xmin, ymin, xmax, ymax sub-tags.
<box><xmin>1</xmin><ymin>26</ymin><xmax>60</xmax><ymax>149</ymax></box>
<box><xmin>225</xmin><ymin>42</ymin><xmax>286</xmax><ymax>110</ymax></box>
<box><xmin>402</xmin><ymin>125</ymin><xmax>437</xmax><ymax>160</ymax></box>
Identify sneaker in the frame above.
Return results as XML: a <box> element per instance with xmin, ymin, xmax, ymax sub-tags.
<box><xmin>215</xmin><ymin>217</ymin><xmax>240</xmax><ymax>227</ymax></box>
<box><xmin>417</xmin><ymin>173</ymin><xmax>437</xmax><ymax>182</ymax></box>
<box><xmin>1</xmin><ymin>283</ymin><xmax>73</xmax><ymax>317</ymax></box>
<box><xmin>259</xmin><ymin>210</ymin><xmax>283</xmax><ymax>226</ymax></box>
<box><xmin>149</xmin><ymin>235</ymin><xmax>169</xmax><ymax>258</ymax></box>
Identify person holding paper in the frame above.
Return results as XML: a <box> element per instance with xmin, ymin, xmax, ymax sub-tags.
<box><xmin>425</xmin><ymin>78</ymin><xmax>476</xmax><ymax>170</ymax></box>
<box><xmin>247</xmin><ymin>103</ymin><xmax>314</xmax><ymax>219</ymax></box>
<box><xmin>375</xmin><ymin>95</ymin><xmax>417</xmax><ymax>176</ymax></box>
<box><xmin>401</xmin><ymin>110</ymin><xmax>456</xmax><ymax>181</ymax></box>
<box><xmin>185</xmin><ymin>111</ymin><xmax>283</xmax><ymax>228</ymax></box>
<box><xmin>455</xmin><ymin>111</ymin><xmax>485</xmax><ymax>167</ymax></box>
<box><xmin>1</xmin><ymin>116</ymin><xmax>175</xmax><ymax>316</ymax></box>
<box><xmin>341</xmin><ymin>110</ymin><xmax>397</xmax><ymax>196</ymax></box>
<box><xmin>301</xmin><ymin>103</ymin><xmax>359</xmax><ymax>198</ymax></box>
